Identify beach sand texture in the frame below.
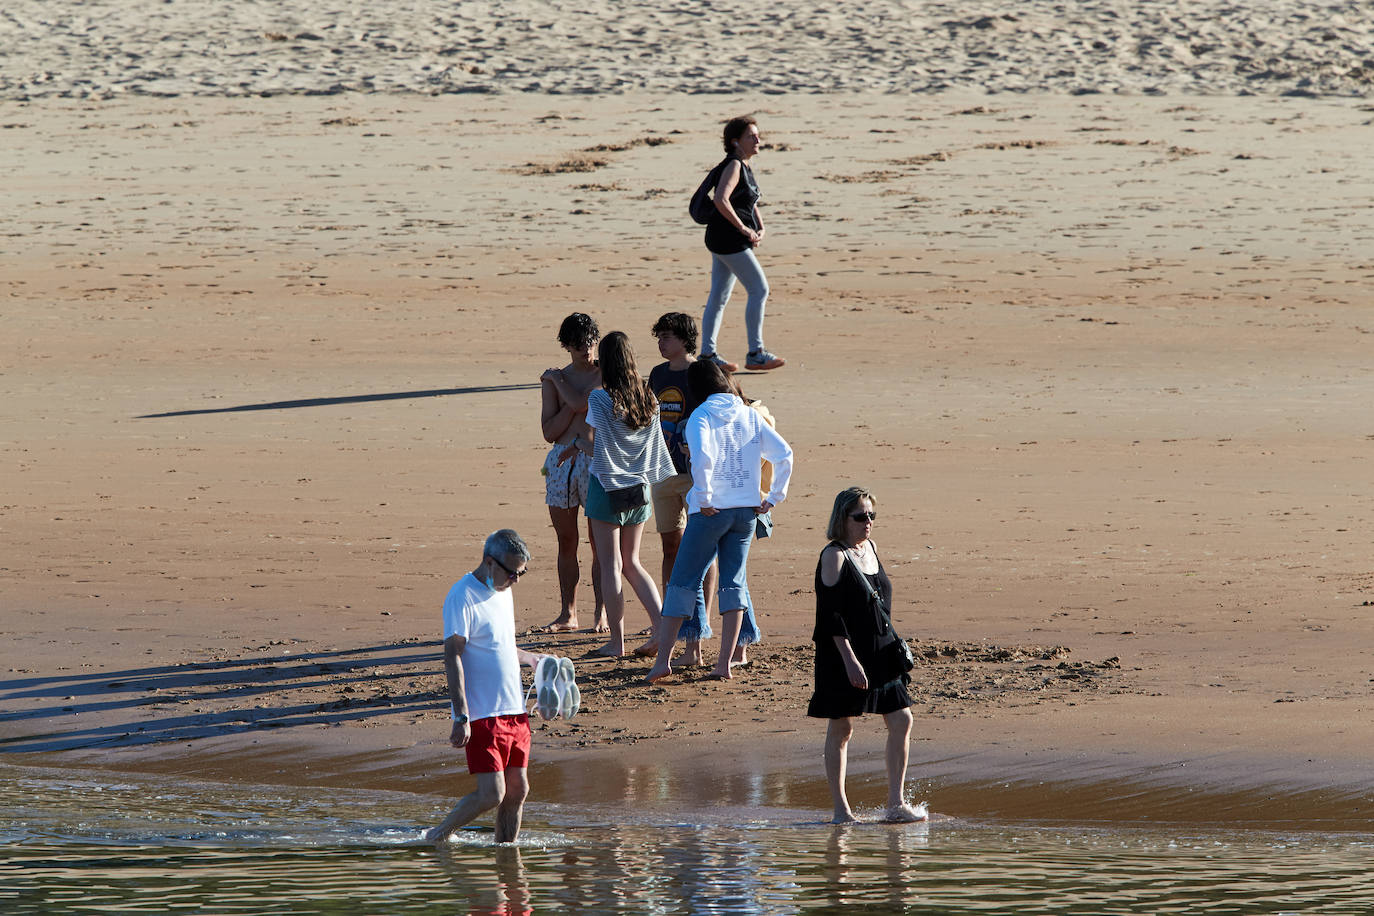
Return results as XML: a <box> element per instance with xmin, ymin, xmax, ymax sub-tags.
<box><xmin>3</xmin><ymin>0</ymin><xmax>1373</xmax><ymax>98</ymax></box>
<box><xmin>2</xmin><ymin>4</ymin><xmax>1372</xmax><ymax>822</ymax></box>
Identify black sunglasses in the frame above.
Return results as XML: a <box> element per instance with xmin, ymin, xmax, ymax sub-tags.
<box><xmin>849</xmin><ymin>511</ymin><xmax>878</xmax><ymax>522</ymax></box>
<box><xmin>489</xmin><ymin>555</ymin><xmax>528</xmax><ymax>582</ymax></box>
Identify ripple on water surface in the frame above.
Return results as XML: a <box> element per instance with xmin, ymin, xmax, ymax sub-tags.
<box><xmin>2</xmin><ymin>763</ymin><xmax>1372</xmax><ymax>914</ymax></box>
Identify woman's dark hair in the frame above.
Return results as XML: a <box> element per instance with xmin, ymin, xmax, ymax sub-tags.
<box><xmin>650</xmin><ymin>312</ymin><xmax>698</xmax><ymax>355</ymax></box>
<box><xmin>687</xmin><ymin>358</ymin><xmax>734</xmax><ymax>402</ymax></box>
<box><xmin>557</xmin><ymin>312</ymin><xmax>600</xmax><ymax>350</ymax></box>
<box><xmin>722</xmin><ymin>116</ymin><xmax>758</xmax><ymax>155</ymax></box>
<box><xmin>598</xmin><ymin>331</ymin><xmax>657</xmax><ymax>429</ymax></box>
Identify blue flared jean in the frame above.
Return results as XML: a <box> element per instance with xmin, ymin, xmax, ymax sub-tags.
<box><xmin>663</xmin><ymin>506</ymin><xmax>757</xmax><ymax>626</ymax></box>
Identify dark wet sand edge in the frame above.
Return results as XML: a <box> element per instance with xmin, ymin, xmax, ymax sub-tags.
<box><xmin>12</xmin><ymin>729</ymin><xmax>1372</xmax><ymax>834</ymax></box>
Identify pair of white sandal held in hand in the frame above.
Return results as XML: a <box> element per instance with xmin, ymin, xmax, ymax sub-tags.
<box><xmin>531</xmin><ymin>655</ymin><xmax>580</xmax><ymax>721</ymax></box>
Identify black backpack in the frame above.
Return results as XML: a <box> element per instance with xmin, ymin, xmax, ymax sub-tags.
<box><xmin>688</xmin><ymin>158</ymin><xmax>731</xmax><ymax>224</ymax></box>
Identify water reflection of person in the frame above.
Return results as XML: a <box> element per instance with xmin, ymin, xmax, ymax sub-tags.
<box><xmin>822</xmin><ymin>820</ymin><xmax>929</xmax><ymax>909</ymax></box>
<box><xmin>434</xmin><ymin>841</ymin><xmax>533</xmax><ymax>916</ymax></box>
<box><xmin>807</xmin><ymin>487</ymin><xmax>927</xmax><ymax>824</ymax></box>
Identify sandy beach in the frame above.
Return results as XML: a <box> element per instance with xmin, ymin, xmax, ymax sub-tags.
<box><xmin>2</xmin><ymin>4</ymin><xmax>1372</xmax><ymax>829</ymax></box>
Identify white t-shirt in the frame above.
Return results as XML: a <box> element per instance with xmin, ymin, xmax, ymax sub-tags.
<box><xmin>441</xmin><ymin>573</ymin><xmax>525</xmax><ymax>721</ymax></box>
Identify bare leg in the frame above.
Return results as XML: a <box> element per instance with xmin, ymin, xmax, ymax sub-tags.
<box><xmin>545</xmin><ymin>505</ymin><xmax>582</xmax><ymax>630</ymax></box>
<box><xmin>645</xmin><ymin>613</ymin><xmax>685</xmax><ymax>683</ymax></box>
<box><xmin>659</xmin><ymin>528</ymin><xmax>681</xmax><ymax>593</ymax></box>
<box><xmin>684</xmin><ymin>560</ymin><xmax>720</xmax><ymax>665</ymax></box>
<box><xmin>588</xmin><ymin>518</ymin><xmax>625</xmax><ymax>656</ymax></box>
<box><xmin>881</xmin><ymin>707</ymin><xmax>925</xmax><ymax>822</ymax></box>
<box><xmin>494</xmin><ymin>768</ymin><xmax>530</xmax><ymax>843</ymax></box>
<box><xmin>618</xmin><ymin>521</ymin><xmax>662</xmax><ymax>655</ymax></box>
<box><xmin>708</xmin><ymin>608</ymin><xmax>744</xmax><ymax>679</ymax></box>
<box><xmin>426</xmin><ymin>771</ymin><xmax>505</xmax><ymax>844</ymax></box>
<box><xmin>659</xmin><ymin>528</ymin><xmax>697</xmax><ymax>662</ymax></box>
<box><xmin>586</xmin><ymin>517</ymin><xmax>607</xmax><ymax>632</ymax></box>
<box><xmin>824</xmin><ymin>718</ymin><xmax>857</xmax><ymax>824</ymax></box>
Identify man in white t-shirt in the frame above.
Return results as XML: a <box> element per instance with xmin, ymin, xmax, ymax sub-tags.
<box><xmin>426</xmin><ymin>529</ymin><xmax>550</xmax><ymax>845</ymax></box>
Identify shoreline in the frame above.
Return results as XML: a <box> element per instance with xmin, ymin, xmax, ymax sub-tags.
<box><xmin>8</xmin><ymin>728</ymin><xmax>1373</xmax><ymax>834</ymax></box>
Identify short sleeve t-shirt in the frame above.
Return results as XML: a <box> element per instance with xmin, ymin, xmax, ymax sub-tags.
<box><xmin>585</xmin><ymin>388</ymin><xmax>675</xmax><ymax>490</ymax></box>
<box><xmin>441</xmin><ymin>573</ymin><xmax>525</xmax><ymax>722</ymax></box>
<box><xmin>648</xmin><ymin>362</ymin><xmax>699</xmax><ymax>476</ymax></box>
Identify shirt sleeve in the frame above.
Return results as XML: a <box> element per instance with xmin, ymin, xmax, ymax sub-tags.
<box><xmin>685</xmin><ymin>413</ymin><xmax>714</xmax><ymax>508</ymax></box>
<box><xmin>758</xmin><ymin>421</ymin><xmax>793</xmax><ymax>506</ymax></box>
<box><xmin>442</xmin><ymin>589</ymin><xmax>472</xmax><ymax>641</ymax></box>
<box><xmin>585</xmin><ymin>388</ymin><xmax>608</xmax><ymax>432</ymax></box>
<box><xmin>645</xmin><ymin>403</ymin><xmax>676</xmax><ymax>484</ymax></box>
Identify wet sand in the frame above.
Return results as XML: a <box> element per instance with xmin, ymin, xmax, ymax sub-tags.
<box><xmin>2</xmin><ymin>87</ymin><xmax>1372</xmax><ymax>826</ymax></box>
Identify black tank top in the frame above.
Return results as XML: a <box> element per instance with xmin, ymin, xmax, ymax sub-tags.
<box><xmin>704</xmin><ymin>157</ymin><xmax>760</xmax><ymax>255</ymax></box>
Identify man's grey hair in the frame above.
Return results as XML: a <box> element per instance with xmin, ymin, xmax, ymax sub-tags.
<box><xmin>483</xmin><ymin>528</ymin><xmax>530</xmax><ymax>565</ymax></box>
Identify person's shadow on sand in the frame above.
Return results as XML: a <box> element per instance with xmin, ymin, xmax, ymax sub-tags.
<box><xmin>137</xmin><ymin>383</ymin><xmax>540</xmax><ymax>419</ymax></box>
<box><xmin>0</xmin><ymin>640</ymin><xmax>446</xmax><ymax>753</ymax></box>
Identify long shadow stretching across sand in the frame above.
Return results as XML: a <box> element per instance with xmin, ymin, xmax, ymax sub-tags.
<box><xmin>0</xmin><ymin>641</ymin><xmax>444</xmax><ymax>753</ymax></box>
<box><xmin>138</xmin><ymin>383</ymin><xmax>540</xmax><ymax>419</ymax></box>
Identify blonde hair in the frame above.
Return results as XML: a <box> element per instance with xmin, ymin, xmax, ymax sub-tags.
<box><xmin>825</xmin><ymin>487</ymin><xmax>877</xmax><ymax>542</ymax></box>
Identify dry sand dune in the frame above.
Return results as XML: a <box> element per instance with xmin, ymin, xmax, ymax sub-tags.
<box><xmin>3</xmin><ymin>1</ymin><xmax>1373</xmax><ymax>99</ymax></box>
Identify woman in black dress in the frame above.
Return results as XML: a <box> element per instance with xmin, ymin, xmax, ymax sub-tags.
<box><xmin>807</xmin><ymin>487</ymin><xmax>926</xmax><ymax>824</ymax></box>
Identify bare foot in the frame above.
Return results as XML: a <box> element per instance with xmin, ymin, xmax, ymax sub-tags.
<box><xmin>589</xmin><ymin>614</ymin><xmax>609</xmax><ymax>634</ymax></box>
<box><xmin>704</xmin><ymin>668</ymin><xmax>731</xmax><ymax>681</ymax></box>
<box><xmin>830</xmin><ymin>812</ymin><xmax>857</xmax><ymax>825</ymax></box>
<box><xmin>672</xmin><ymin>652</ymin><xmax>704</xmax><ymax>667</ymax></box>
<box><xmin>588</xmin><ymin>642</ymin><xmax>624</xmax><ymax>658</ymax></box>
<box><xmin>881</xmin><ymin>803</ymin><xmax>929</xmax><ymax>824</ymax></box>
<box><xmin>731</xmin><ymin>649</ymin><xmax>749</xmax><ymax>666</ymax></box>
<box><xmin>424</xmin><ymin>826</ymin><xmax>450</xmax><ymax>844</ymax></box>
<box><xmin>540</xmin><ymin>616</ymin><xmax>579</xmax><ymax>633</ymax></box>
<box><xmin>644</xmin><ymin>663</ymin><xmax>673</xmax><ymax>684</ymax></box>
<box><xmin>632</xmin><ymin>640</ymin><xmax>658</xmax><ymax>657</ymax></box>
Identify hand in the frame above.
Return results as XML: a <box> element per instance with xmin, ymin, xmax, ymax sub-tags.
<box><xmin>753</xmin><ymin>226</ymin><xmax>765</xmax><ymax>247</ymax></box>
<box><xmin>757</xmin><ymin>500</ymin><xmax>773</xmax><ymax>514</ymax></box>
<box><xmin>744</xmin><ymin>228</ymin><xmax>761</xmax><ymax>246</ymax></box>
<box><xmin>556</xmin><ymin>442</ymin><xmax>579</xmax><ymax>465</ymax></box>
<box><xmin>450</xmin><ymin>720</ymin><xmax>471</xmax><ymax>748</ymax></box>
<box><xmin>700</xmin><ymin>506</ymin><xmax>719</xmax><ymax>516</ymax></box>
<box><xmin>845</xmin><ymin>660</ymin><xmax>869</xmax><ymax>691</ymax></box>
<box><xmin>541</xmin><ymin>367</ymin><xmax>564</xmax><ymax>383</ymax></box>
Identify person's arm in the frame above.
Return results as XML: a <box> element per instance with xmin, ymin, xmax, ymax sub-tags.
<box><xmin>713</xmin><ymin>160</ymin><xmax>760</xmax><ymax>246</ymax></box>
<box><xmin>686</xmin><ymin>416</ymin><xmax>716</xmax><ymax>513</ymax></box>
<box><xmin>443</xmin><ymin>634</ymin><xmax>471</xmax><ymax>748</ymax></box>
<box><xmin>540</xmin><ymin>372</ymin><xmax>574</xmax><ymax>443</ymax></box>
<box><xmin>832</xmin><ymin>636</ymin><xmax>868</xmax><ymax>690</ymax></box>
<box><xmin>757</xmin><ymin>424</ymin><xmax>793</xmax><ymax>511</ymax></box>
<box><xmin>515</xmin><ymin>647</ymin><xmax>550</xmax><ymax>668</ymax></box>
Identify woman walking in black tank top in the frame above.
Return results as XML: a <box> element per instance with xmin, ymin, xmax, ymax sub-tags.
<box><xmin>699</xmin><ymin>116</ymin><xmax>785</xmax><ymax>374</ymax></box>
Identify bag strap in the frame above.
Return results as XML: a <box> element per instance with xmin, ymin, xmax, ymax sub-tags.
<box><xmin>837</xmin><ymin>542</ymin><xmax>895</xmax><ymax>634</ymax></box>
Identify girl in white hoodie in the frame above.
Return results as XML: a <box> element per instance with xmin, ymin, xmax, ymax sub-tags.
<box><xmin>645</xmin><ymin>359</ymin><xmax>793</xmax><ymax>682</ymax></box>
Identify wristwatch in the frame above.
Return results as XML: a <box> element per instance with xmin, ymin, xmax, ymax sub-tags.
<box><xmin>453</xmin><ymin>713</ymin><xmax>469</xmax><ymax>726</ymax></box>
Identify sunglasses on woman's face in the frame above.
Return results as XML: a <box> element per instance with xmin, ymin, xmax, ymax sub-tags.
<box><xmin>849</xmin><ymin>511</ymin><xmax>877</xmax><ymax>522</ymax></box>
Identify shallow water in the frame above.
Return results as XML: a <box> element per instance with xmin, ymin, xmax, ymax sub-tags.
<box><xmin>3</xmin><ymin>763</ymin><xmax>1371</xmax><ymax>915</ymax></box>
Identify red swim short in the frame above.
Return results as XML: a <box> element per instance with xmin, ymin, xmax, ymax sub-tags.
<box><xmin>465</xmin><ymin>714</ymin><xmax>532</xmax><ymax>774</ymax></box>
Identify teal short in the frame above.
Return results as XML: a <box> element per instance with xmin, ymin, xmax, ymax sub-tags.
<box><xmin>585</xmin><ymin>474</ymin><xmax>652</xmax><ymax>527</ymax></box>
